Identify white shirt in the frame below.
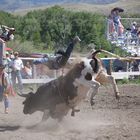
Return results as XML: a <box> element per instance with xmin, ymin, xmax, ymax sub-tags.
<box><xmin>12</xmin><ymin>58</ymin><xmax>24</xmax><ymax>71</ymax></box>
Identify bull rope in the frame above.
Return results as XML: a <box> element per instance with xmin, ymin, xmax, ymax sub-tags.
<box><xmin>54</xmin><ymin>80</ymin><xmax>79</xmax><ymax>116</ymax></box>
<box><xmin>54</xmin><ymin>80</ymin><xmax>70</xmax><ymax>105</ymax></box>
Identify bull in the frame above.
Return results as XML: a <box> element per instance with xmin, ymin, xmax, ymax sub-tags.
<box><xmin>21</xmin><ymin>50</ymin><xmax>102</xmax><ymax>121</ymax></box>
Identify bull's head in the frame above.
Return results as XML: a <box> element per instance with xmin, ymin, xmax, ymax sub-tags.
<box><xmin>22</xmin><ymin>92</ymin><xmax>38</xmax><ymax>114</ymax></box>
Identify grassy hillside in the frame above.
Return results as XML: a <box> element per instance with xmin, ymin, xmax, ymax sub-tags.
<box><xmin>12</xmin><ymin>0</ymin><xmax>140</xmax><ymax>16</ymax></box>
<box><xmin>61</xmin><ymin>0</ymin><xmax>140</xmax><ymax>15</ymax></box>
<box><xmin>0</xmin><ymin>0</ymin><xmax>118</xmax><ymax>12</ymax></box>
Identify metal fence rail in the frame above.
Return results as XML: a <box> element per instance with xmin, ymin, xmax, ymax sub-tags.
<box><xmin>20</xmin><ymin>57</ymin><xmax>140</xmax><ymax>84</ymax></box>
<box><xmin>21</xmin><ymin>71</ymin><xmax>140</xmax><ymax>84</ymax></box>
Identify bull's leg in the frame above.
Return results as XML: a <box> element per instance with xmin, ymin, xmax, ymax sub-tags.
<box><xmin>71</xmin><ymin>107</ymin><xmax>80</xmax><ymax>117</ymax></box>
<box><xmin>74</xmin><ymin>78</ymin><xmax>100</xmax><ymax>106</ymax></box>
<box><xmin>86</xmin><ymin>88</ymin><xmax>93</xmax><ymax>102</ymax></box>
<box><xmin>90</xmin><ymin>81</ymin><xmax>100</xmax><ymax>106</ymax></box>
<box><xmin>108</xmin><ymin>75</ymin><xmax>120</xmax><ymax>99</ymax></box>
<box><xmin>42</xmin><ymin>110</ymin><xmax>50</xmax><ymax>121</ymax></box>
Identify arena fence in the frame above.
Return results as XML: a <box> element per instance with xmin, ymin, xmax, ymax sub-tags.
<box><xmin>20</xmin><ymin>57</ymin><xmax>140</xmax><ymax>84</ymax></box>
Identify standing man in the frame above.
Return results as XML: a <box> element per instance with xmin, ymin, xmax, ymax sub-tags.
<box><xmin>11</xmin><ymin>52</ymin><xmax>24</xmax><ymax>95</ymax></box>
<box><xmin>33</xmin><ymin>36</ymin><xmax>81</xmax><ymax>70</ymax></box>
<box><xmin>0</xmin><ymin>64</ymin><xmax>11</xmax><ymax>113</ymax></box>
<box><xmin>5</xmin><ymin>52</ymin><xmax>16</xmax><ymax>96</ymax></box>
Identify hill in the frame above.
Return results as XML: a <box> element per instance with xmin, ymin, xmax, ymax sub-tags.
<box><xmin>0</xmin><ymin>0</ymin><xmax>118</xmax><ymax>12</ymax></box>
<box><xmin>9</xmin><ymin>0</ymin><xmax>140</xmax><ymax>16</ymax></box>
<box><xmin>61</xmin><ymin>0</ymin><xmax>140</xmax><ymax>15</ymax></box>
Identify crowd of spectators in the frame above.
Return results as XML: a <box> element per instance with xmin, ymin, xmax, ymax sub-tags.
<box><xmin>108</xmin><ymin>7</ymin><xmax>140</xmax><ymax>47</ymax></box>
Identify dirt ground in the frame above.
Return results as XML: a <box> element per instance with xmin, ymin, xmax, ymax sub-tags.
<box><xmin>0</xmin><ymin>84</ymin><xmax>140</xmax><ymax>140</ymax></box>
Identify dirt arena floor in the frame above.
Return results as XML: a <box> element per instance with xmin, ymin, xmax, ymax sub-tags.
<box><xmin>0</xmin><ymin>84</ymin><xmax>140</xmax><ymax>140</ymax></box>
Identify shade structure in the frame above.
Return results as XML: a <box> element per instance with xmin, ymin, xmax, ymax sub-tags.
<box><xmin>5</xmin><ymin>47</ymin><xmax>13</xmax><ymax>51</ymax></box>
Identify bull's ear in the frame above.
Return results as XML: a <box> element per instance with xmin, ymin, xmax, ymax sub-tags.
<box><xmin>85</xmin><ymin>72</ymin><xmax>92</xmax><ymax>81</ymax></box>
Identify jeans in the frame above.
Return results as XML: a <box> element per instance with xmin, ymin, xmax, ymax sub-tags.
<box><xmin>33</xmin><ymin>58</ymin><xmax>49</xmax><ymax>65</ymax></box>
<box><xmin>11</xmin><ymin>70</ymin><xmax>23</xmax><ymax>94</ymax></box>
<box><xmin>4</xmin><ymin>96</ymin><xmax>9</xmax><ymax>108</ymax></box>
<box><xmin>0</xmin><ymin>85</ymin><xmax>4</xmax><ymax>101</ymax></box>
<box><xmin>0</xmin><ymin>85</ymin><xmax>10</xmax><ymax>111</ymax></box>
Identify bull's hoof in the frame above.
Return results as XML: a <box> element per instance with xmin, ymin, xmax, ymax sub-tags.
<box><xmin>84</xmin><ymin>99</ymin><xmax>89</xmax><ymax>102</ymax></box>
<box><xmin>17</xmin><ymin>91</ymin><xmax>22</xmax><ymax>96</ymax></box>
<box><xmin>90</xmin><ymin>100</ymin><xmax>95</xmax><ymax>106</ymax></box>
<box><xmin>74</xmin><ymin>109</ymin><xmax>80</xmax><ymax>112</ymax></box>
<box><xmin>71</xmin><ymin>109</ymin><xmax>80</xmax><ymax>116</ymax></box>
<box><xmin>115</xmin><ymin>93</ymin><xmax>120</xmax><ymax>100</ymax></box>
<box><xmin>57</xmin><ymin>117</ymin><xmax>63</xmax><ymax>122</ymax></box>
<box><xmin>71</xmin><ymin>111</ymin><xmax>75</xmax><ymax>116</ymax></box>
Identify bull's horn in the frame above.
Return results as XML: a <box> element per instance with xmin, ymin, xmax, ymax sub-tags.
<box><xmin>17</xmin><ymin>92</ymin><xmax>29</xmax><ymax>98</ymax></box>
<box><xmin>28</xmin><ymin>87</ymin><xmax>34</xmax><ymax>91</ymax></box>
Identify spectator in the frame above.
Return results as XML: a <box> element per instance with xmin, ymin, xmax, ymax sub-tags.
<box><xmin>131</xmin><ymin>54</ymin><xmax>140</xmax><ymax>72</ymax></box>
<box><xmin>0</xmin><ymin>25</ymin><xmax>15</xmax><ymax>42</ymax></box>
<box><xmin>9</xmin><ymin>51</ymin><xmax>15</xmax><ymax>60</ymax></box>
<box><xmin>113</xmin><ymin>59</ymin><xmax>126</xmax><ymax>72</ymax></box>
<box><xmin>111</xmin><ymin>7</ymin><xmax>124</xmax><ymax>36</ymax></box>
<box><xmin>11</xmin><ymin>52</ymin><xmax>24</xmax><ymax>95</ymax></box>
<box><xmin>108</xmin><ymin>13</ymin><xmax>115</xmax><ymax>35</ymax></box>
<box><xmin>131</xmin><ymin>21</ymin><xmax>137</xmax><ymax>34</ymax></box>
<box><xmin>130</xmin><ymin>21</ymin><xmax>138</xmax><ymax>44</ymax></box>
<box><xmin>5</xmin><ymin>52</ymin><xmax>16</xmax><ymax>96</ymax></box>
<box><xmin>0</xmin><ymin>64</ymin><xmax>11</xmax><ymax>113</ymax></box>
<box><xmin>33</xmin><ymin>36</ymin><xmax>81</xmax><ymax>70</ymax></box>
<box><xmin>23</xmin><ymin>61</ymin><xmax>32</xmax><ymax>79</ymax></box>
<box><xmin>5</xmin><ymin>52</ymin><xmax>12</xmax><ymax>74</ymax></box>
<box><xmin>102</xmin><ymin>55</ymin><xmax>111</xmax><ymax>75</ymax></box>
<box><xmin>137</xmin><ymin>27</ymin><xmax>140</xmax><ymax>44</ymax></box>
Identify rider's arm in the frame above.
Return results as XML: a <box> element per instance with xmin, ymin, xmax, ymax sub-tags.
<box><xmin>33</xmin><ymin>57</ymin><xmax>49</xmax><ymax>65</ymax></box>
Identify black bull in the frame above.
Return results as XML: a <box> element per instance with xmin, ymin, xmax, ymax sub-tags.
<box><xmin>22</xmin><ymin>61</ymin><xmax>89</xmax><ymax>120</ymax></box>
